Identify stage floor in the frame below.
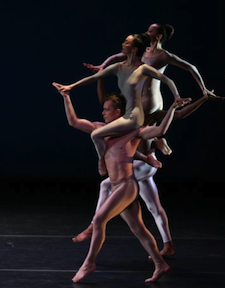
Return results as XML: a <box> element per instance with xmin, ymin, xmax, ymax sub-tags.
<box><xmin>0</xmin><ymin>185</ymin><xmax>225</xmax><ymax>288</ymax></box>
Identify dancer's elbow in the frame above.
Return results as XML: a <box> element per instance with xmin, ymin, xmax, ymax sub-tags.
<box><xmin>68</xmin><ymin>119</ymin><xmax>77</xmax><ymax>128</ymax></box>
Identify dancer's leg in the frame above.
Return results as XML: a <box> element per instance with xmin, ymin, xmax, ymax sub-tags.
<box><xmin>72</xmin><ymin>178</ymin><xmax>111</xmax><ymax>243</ymax></box>
<box><xmin>139</xmin><ymin>178</ymin><xmax>175</xmax><ymax>256</ymax></box>
<box><xmin>72</xmin><ymin>178</ymin><xmax>138</xmax><ymax>283</ymax></box>
<box><xmin>121</xmin><ymin>199</ymin><xmax>170</xmax><ymax>282</ymax></box>
<box><xmin>72</xmin><ymin>223</ymin><xmax>93</xmax><ymax>243</ymax></box>
<box><xmin>95</xmin><ymin>177</ymin><xmax>111</xmax><ymax>212</ymax></box>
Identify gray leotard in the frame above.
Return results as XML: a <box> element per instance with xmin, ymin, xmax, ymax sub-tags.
<box><xmin>116</xmin><ymin>64</ymin><xmax>147</xmax><ymax>127</ymax></box>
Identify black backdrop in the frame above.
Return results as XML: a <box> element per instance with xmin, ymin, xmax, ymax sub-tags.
<box><xmin>1</xmin><ymin>0</ymin><xmax>225</xmax><ymax>202</ymax></box>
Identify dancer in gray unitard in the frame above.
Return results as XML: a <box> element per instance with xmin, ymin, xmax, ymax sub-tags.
<box><xmin>53</xmin><ymin>33</ymin><xmax>184</xmax><ymax>175</ymax></box>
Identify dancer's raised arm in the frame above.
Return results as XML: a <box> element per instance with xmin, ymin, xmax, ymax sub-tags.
<box><xmin>145</xmin><ymin>92</ymin><xmax>224</xmax><ymax>125</ymax></box>
<box><xmin>139</xmin><ymin>98</ymin><xmax>191</xmax><ymax>140</ymax></box>
<box><xmin>60</xmin><ymin>91</ymin><xmax>103</xmax><ymax>134</ymax></box>
<box><xmin>52</xmin><ymin>63</ymin><xmax>119</xmax><ymax>93</ymax></box>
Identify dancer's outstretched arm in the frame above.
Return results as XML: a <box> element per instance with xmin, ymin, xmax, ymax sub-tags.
<box><xmin>139</xmin><ymin>98</ymin><xmax>191</xmax><ymax>140</ymax></box>
<box><xmin>174</xmin><ymin>93</ymin><xmax>223</xmax><ymax>119</ymax></box>
<box><xmin>167</xmin><ymin>53</ymin><xmax>217</xmax><ymax>98</ymax></box>
<box><xmin>52</xmin><ymin>63</ymin><xmax>119</xmax><ymax>93</ymax></box>
<box><xmin>145</xmin><ymin>93</ymin><xmax>224</xmax><ymax>125</ymax></box>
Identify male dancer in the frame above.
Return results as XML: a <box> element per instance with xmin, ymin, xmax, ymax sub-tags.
<box><xmin>58</xmin><ymin>87</ymin><xmax>190</xmax><ymax>283</ymax></box>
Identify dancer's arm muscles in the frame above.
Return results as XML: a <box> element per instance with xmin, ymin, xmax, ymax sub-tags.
<box><xmin>151</xmin><ymin>95</ymin><xmax>207</xmax><ymax>123</ymax></box>
<box><xmin>69</xmin><ymin>64</ymin><xmax>117</xmax><ymax>90</ymax></box>
<box><xmin>53</xmin><ymin>64</ymin><xmax>118</xmax><ymax>92</ymax></box>
<box><xmin>63</xmin><ymin>93</ymin><xmax>97</xmax><ymax>133</ymax></box>
<box><xmin>167</xmin><ymin>53</ymin><xmax>210</xmax><ymax>95</ymax></box>
<box><xmin>174</xmin><ymin>95</ymin><xmax>207</xmax><ymax>119</ymax></box>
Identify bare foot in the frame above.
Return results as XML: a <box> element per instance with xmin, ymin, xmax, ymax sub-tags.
<box><xmin>159</xmin><ymin>241</ymin><xmax>176</xmax><ymax>257</ymax></box>
<box><xmin>154</xmin><ymin>137</ymin><xmax>172</xmax><ymax>155</ymax></box>
<box><xmin>72</xmin><ymin>223</ymin><xmax>93</xmax><ymax>243</ymax></box>
<box><xmin>147</xmin><ymin>154</ymin><xmax>162</xmax><ymax>168</ymax></box>
<box><xmin>148</xmin><ymin>241</ymin><xmax>176</xmax><ymax>259</ymax></box>
<box><xmin>145</xmin><ymin>262</ymin><xmax>170</xmax><ymax>283</ymax></box>
<box><xmin>98</xmin><ymin>159</ymin><xmax>107</xmax><ymax>176</ymax></box>
<box><xmin>72</xmin><ymin>262</ymin><xmax>96</xmax><ymax>283</ymax></box>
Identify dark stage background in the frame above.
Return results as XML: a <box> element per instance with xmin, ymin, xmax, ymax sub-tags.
<box><xmin>1</xmin><ymin>0</ymin><xmax>225</xmax><ymax>204</ymax></box>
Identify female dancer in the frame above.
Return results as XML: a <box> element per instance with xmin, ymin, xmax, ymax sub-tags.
<box><xmin>53</xmin><ymin>33</ymin><xmax>182</xmax><ymax>175</ymax></box>
<box><xmin>83</xmin><ymin>23</ymin><xmax>216</xmax><ymax>155</ymax></box>
<box><xmin>84</xmin><ymin>23</ymin><xmax>215</xmax><ymax>103</ymax></box>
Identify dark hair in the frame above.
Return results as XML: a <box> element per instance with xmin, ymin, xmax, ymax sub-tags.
<box><xmin>155</xmin><ymin>23</ymin><xmax>174</xmax><ymax>43</ymax></box>
<box><xmin>131</xmin><ymin>33</ymin><xmax>150</xmax><ymax>57</ymax></box>
<box><xmin>104</xmin><ymin>93</ymin><xmax>127</xmax><ymax>116</ymax></box>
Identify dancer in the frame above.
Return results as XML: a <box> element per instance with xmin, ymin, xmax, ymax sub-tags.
<box><xmin>53</xmin><ymin>33</ymin><xmax>184</xmax><ymax>176</ymax></box>
<box><xmin>83</xmin><ymin>23</ymin><xmax>215</xmax><ymax>101</ymax></box>
<box><xmin>58</xmin><ymin>86</ymin><xmax>190</xmax><ymax>283</ymax></box>
<box><xmin>72</xmin><ymin>80</ymin><xmax>222</xmax><ymax>257</ymax></box>
<box><xmin>76</xmin><ymin>22</ymin><xmax>218</xmax><ymax>253</ymax></box>
<box><xmin>83</xmin><ymin>23</ymin><xmax>217</xmax><ymax>155</ymax></box>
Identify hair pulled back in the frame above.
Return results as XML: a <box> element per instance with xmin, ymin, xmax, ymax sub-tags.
<box><xmin>156</xmin><ymin>23</ymin><xmax>174</xmax><ymax>43</ymax></box>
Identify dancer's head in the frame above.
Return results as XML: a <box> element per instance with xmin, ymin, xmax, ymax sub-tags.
<box><xmin>146</xmin><ymin>23</ymin><xmax>174</xmax><ymax>44</ymax></box>
<box><xmin>102</xmin><ymin>93</ymin><xmax>126</xmax><ymax>123</ymax></box>
<box><xmin>122</xmin><ymin>33</ymin><xmax>150</xmax><ymax>57</ymax></box>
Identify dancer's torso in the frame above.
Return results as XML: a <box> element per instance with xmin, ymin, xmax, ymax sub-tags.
<box><xmin>141</xmin><ymin>49</ymin><xmax>169</xmax><ymax>115</ymax></box>
<box><xmin>117</xmin><ymin>63</ymin><xmax>151</xmax><ymax>126</ymax></box>
<box><xmin>105</xmin><ymin>129</ymin><xmax>140</xmax><ymax>183</ymax></box>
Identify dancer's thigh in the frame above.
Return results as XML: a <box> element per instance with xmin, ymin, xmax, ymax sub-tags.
<box><xmin>95</xmin><ymin>178</ymin><xmax>111</xmax><ymax>211</ymax></box>
<box><xmin>93</xmin><ymin>179</ymin><xmax>138</xmax><ymax>225</ymax></box>
<box><xmin>92</xmin><ymin>116</ymin><xmax>136</xmax><ymax>138</ymax></box>
<box><xmin>133</xmin><ymin>160</ymin><xmax>157</xmax><ymax>182</ymax></box>
<box><xmin>139</xmin><ymin>178</ymin><xmax>161</xmax><ymax>213</ymax></box>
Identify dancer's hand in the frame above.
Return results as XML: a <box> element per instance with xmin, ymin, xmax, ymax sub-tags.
<box><xmin>146</xmin><ymin>154</ymin><xmax>162</xmax><ymax>168</ymax></box>
<box><xmin>173</xmin><ymin>97</ymin><xmax>192</xmax><ymax>109</ymax></box>
<box><xmin>83</xmin><ymin>63</ymin><xmax>103</xmax><ymax>72</ymax></box>
<box><xmin>52</xmin><ymin>82</ymin><xmax>72</xmax><ymax>93</ymax></box>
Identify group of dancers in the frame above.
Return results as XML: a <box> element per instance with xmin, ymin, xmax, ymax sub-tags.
<box><xmin>53</xmin><ymin>23</ymin><xmax>223</xmax><ymax>283</ymax></box>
